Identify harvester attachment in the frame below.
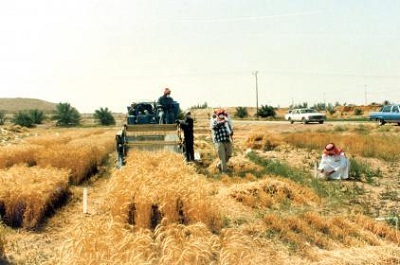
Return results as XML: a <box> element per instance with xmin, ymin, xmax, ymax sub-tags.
<box><xmin>116</xmin><ymin>124</ymin><xmax>182</xmax><ymax>168</ymax></box>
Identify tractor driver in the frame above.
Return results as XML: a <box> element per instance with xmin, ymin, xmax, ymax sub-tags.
<box><xmin>157</xmin><ymin>88</ymin><xmax>175</xmax><ymax>124</ymax></box>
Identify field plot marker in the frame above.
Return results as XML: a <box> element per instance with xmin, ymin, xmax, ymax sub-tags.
<box><xmin>83</xmin><ymin>187</ymin><xmax>88</xmax><ymax>214</ymax></box>
<box><xmin>314</xmin><ymin>162</ymin><xmax>318</xmax><ymax>178</ymax></box>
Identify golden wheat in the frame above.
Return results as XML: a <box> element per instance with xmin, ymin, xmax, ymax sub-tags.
<box><xmin>105</xmin><ymin>150</ymin><xmax>222</xmax><ymax>232</ymax></box>
<box><xmin>0</xmin><ymin>165</ymin><xmax>70</xmax><ymax>229</ymax></box>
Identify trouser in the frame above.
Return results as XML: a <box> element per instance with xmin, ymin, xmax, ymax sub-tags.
<box><xmin>184</xmin><ymin>140</ymin><xmax>194</xmax><ymax>161</ymax></box>
<box><xmin>165</xmin><ymin>111</ymin><xmax>175</xmax><ymax>124</ymax></box>
<box><xmin>215</xmin><ymin>141</ymin><xmax>232</xmax><ymax>172</ymax></box>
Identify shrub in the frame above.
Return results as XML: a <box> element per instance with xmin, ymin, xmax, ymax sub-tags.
<box><xmin>354</xmin><ymin>108</ymin><xmax>363</xmax><ymax>116</ymax></box>
<box><xmin>12</xmin><ymin>111</ymin><xmax>35</xmax><ymax>127</ymax></box>
<box><xmin>191</xmin><ymin>102</ymin><xmax>208</xmax><ymax>109</ymax></box>
<box><xmin>29</xmin><ymin>109</ymin><xmax>45</xmax><ymax>124</ymax></box>
<box><xmin>326</xmin><ymin>103</ymin><xmax>336</xmax><ymax>115</ymax></box>
<box><xmin>258</xmin><ymin>105</ymin><xmax>276</xmax><ymax>118</ymax></box>
<box><xmin>235</xmin><ymin>106</ymin><xmax>248</xmax><ymax>118</ymax></box>
<box><xmin>349</xmin><ymin>158</ymin><xmax>382</xmax><ymax>183</ymax></box>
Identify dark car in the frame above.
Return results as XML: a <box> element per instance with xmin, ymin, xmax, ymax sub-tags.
<box><xmin>369</xmin><ymin>104</ymin><xmax>400</xmax><ymax>126</ymax></box>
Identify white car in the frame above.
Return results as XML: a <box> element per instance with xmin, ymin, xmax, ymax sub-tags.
<box><xmin>285</xmin><ymin>108</ymin><xmax>326</xmax><ymax>124</ymax></box>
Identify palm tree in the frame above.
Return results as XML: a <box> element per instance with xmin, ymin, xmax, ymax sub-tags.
<box><xmin>52</xmin><ymin>102</ymin><xmax>81</xmax><ymax>126</ymax></box>
<box><xmin>94</xmin><ymin>107</ymin><xmax>116</xmax><ymax>126</ymax></box>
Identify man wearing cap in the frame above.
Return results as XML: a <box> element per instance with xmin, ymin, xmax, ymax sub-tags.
<box><xmin>318</xmin><ymin>143</ymin><xmax>350</xmax><ymax>180</ymax></box>
<box><xmin>211</xmin><ymin>109</ymin><xmax>233</xmax><ymax>172</ymax></box>
<box><xmin>157</xmin><ymin>88</ymin><xmax>175</xmax><ymax>124</ymax></box>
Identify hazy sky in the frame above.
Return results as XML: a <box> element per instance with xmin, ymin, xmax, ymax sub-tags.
<box><xmin>1</xmin><ymin>1</ymin><xmax>399</xmax><ymax>113</ymax></box>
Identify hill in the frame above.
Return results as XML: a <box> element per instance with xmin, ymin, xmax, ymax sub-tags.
<box><xmin>0</xmin><ymin>98</ymin><xmax>57</xmax><ymax>114</ymax></box>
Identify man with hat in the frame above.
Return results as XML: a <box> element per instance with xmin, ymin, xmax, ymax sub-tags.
<box><xmin>318</xmin><ymin>143</ymin><xmax>350</xmax><ymax>180</ymax></box>
<box><xmin>211</xmin><ymin>108</ymin><xmax>233</xmax><ymax>172</ymax></box>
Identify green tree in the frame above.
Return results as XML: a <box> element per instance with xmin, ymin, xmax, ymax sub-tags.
<box><xmin>326</xmin><ymin>103</ymin><xmax>336</xmax><ymax>115</ymax></box>
<box><xmin>52</xmin><ymin>102</ymin><xmax>81</xmax><ymax>126</ymax></box>
<box><xmin>258</xmin><ymin>105</ymin><xmax>276</xmax><ymax>118</ymax></box>
<box><xmin>235</xmin><ymin>106</ymin><xmax>248</xmax><ymax>118</ymax></box>
<box><xmin>354</xmin><ymin>108</ymin><xmax>363</xmax><ymax>115</ymax></box>
<box><xmin>291</xmin><ymin>102</ymin><xmax>308</xmax><ymax>109</ymax></box>
<box><xmin>313</xmin><ymin>103</ymin><xmax>326</xmax><ymax>111</ymax></box>
<box><xmin>12</xmin><ymin>111</ymin><xmax>35</xmax><ymax>127</ymax></box>
<box><xmin>94</xmin><ymin>107</ymin><xmax>116</xmax><ymax>126</ymax></box>
<box><xmin>29</xmin><ymin>109</ymin><xmax>45</xmax><ymax>124</ymax></box>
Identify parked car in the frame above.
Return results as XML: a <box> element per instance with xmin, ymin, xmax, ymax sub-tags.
<box><xmin>285</xmin><ymin>108</ymin><xmax>326</xmax><ymax>124</ymax></box>
<box><xmin>369</xmin><ymin>104</ymin><xmax>400</xmax><ymax>126</ymax></box>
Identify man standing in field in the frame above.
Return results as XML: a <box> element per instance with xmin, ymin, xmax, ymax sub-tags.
<box><xmin>177</xmin><ymin>110</ymin><xmax>194</xmax><ymax>162</ymax></box>
<box><xmin>211</xmin><ymin>109</ymin><xmax>233</xmax><ymax>172</ymax></box>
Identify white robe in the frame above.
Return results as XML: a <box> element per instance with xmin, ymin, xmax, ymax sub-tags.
<box><xmin>318</xmin><ymin>152</ymin><xmax>350</xmax><ymax>180</ymax></box>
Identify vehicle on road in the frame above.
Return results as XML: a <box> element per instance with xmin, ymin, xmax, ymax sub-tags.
<box><xmin>369</xmin><ymin>104</ymin><xmax>400</xmax><ymax>126</ymax></box>
<box><xmin>285</xmin><ymin>108</ymin><xmax>326</xmax><ymax>124</ymax></box>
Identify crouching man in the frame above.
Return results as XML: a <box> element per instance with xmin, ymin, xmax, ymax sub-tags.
<box><xmin>318</xmin><ymin>143</ymin><xmax>350</xmax><ymax>180</ymax></box>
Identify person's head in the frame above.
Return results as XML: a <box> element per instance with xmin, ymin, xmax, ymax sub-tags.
<box><xmin>216</xmin><ymin>109</ymin><xmax>226</xmax><ymax>120</ymax></box>
<box><xmin>324</xmin><ymin>143</ymin><xmax>341</xmax><ymax>156</ymax></box>
<box><xmin>164</xmin><ymin>88</ymin><xmax>171</xmax><ymax>96</ymax></box>
<box><xmin>185</xmin><ymin>110</ymin><xmax>191</xmax><ymax>117</ymax></box>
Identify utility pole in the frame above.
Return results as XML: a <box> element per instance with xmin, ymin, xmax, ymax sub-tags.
<box><xmin>253</xmin><ymin>71</ymin><xmax>259</xmax><ymax>120</ymax></box>
<box><xmin>364</xmin><ymin>84</ymin><xmax>367</xmax><ymax>105</ymax></box>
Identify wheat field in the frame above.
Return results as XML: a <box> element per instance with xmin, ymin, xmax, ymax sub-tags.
<box><xmin>1</xmin><ymin>117</ymin><xmax>400</xmax><ymax>264</ymax></box>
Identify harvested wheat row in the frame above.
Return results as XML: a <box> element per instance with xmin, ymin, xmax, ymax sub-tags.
<box><xmin>25</xmin><ymin>128</ymin><xmax>108</xmax><ymax>147</ymax></box>
<box><xmin>229</xmin><ymin>177</ymin><xmax>321</xmax><ymax>209</ymax></box>
<box><xmin>261</xmin><ymin>211</ymin><xmax>400</xmax><ymax>254</ymax></box>
<box><xmin>0</xmin><ymin>165</ymin><xmax>70</xmax><ymax>229</ymax></box>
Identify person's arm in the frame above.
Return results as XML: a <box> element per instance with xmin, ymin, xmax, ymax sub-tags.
<box><xmin>211</xmin><ymin>119</ymin><xmax>225</xmax><ymax>130</ymax></box>
<box><xmin>318</xmin><ymin>155</ymin><xmax>335</xmax><ymax>175</ymax></box>
<box><xmin>333</xmin><ymin>153</ymin><xmax>347</xmax><ymax>171</ymax></box>
<box><xmin>318</xmin><ymin>155</ymin><xmax>326</xmax><ymax>172</ymax></box>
